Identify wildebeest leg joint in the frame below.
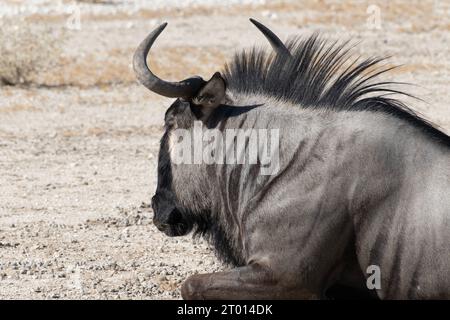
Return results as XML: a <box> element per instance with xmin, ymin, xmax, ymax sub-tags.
<box><xmin>181</xmin><ymin>263</ymin><xmax>318</xmax><ymax>300</ymax></box>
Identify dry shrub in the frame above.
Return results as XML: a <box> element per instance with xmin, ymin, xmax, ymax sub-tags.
<box><xmin>0</xmin><ymin>18</ymin><xmax>65</xmax><ymax>86</ymax></box>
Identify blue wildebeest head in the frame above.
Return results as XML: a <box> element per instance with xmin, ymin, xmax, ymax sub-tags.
<box><xmin>134</xmin><ymin>20</ymin><xmax>450</xmax><ymax>299</ymax></box>
<box><xmin>138</xmin><ymin>21</ymin><xmax>285</xmax><ymax>240</ymax></box>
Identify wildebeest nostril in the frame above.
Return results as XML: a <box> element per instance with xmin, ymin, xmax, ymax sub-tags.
<box><xmin>153</xmin><ymin>205</ymin><xmax>178</xmax><ymax>229</ymax></box>
<box><xmin>157</xmin><ymin>223</ymin><xmax>170</xmax><ymax>232</ymax></box>
<box><xmin>153</xmin><ymin>217</ymin><xmax>169</xmax><ymax>231</ymax></box>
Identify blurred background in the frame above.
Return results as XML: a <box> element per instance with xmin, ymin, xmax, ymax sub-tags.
<box><xmin>0</xmin><ymin>0</ymin><xmax>449</xmax><ymax>299</ymax></box>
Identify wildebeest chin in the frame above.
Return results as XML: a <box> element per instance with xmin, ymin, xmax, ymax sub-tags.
<box><xmin>133</xmin><ymin>19</ymin><xmax>450</xmax><ymax>299</ymax></box>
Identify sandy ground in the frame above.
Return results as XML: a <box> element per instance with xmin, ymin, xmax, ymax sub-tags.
<box><xmin>0</xmin><ymin>0</ymin><xmax>449</xmax><ymax>299</ymax></box>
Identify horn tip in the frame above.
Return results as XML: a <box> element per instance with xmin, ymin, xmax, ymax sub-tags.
<box><xmin>249</xmin><ymin>18</ymin><xmax>261</xmax><ymax>26</ymax></box>
<box><xmin>249</xmin><ymin>18</ymin><xmax>265</xmax><ymax>31</ymax></box>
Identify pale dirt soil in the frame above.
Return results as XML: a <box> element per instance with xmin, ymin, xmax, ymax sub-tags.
<box><xmin>0</xmin><ymin>0</ymin><xmax>449</xmax><ymax>299</ymax></box>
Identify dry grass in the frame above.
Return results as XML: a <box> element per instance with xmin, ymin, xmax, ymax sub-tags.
<box><xmin>0</xmin><ymin>103</ymin><xmax>41</xmax><ymax>114</ymax></box>
<box><xmin>0</xmin><ymin>19</ymin><xmax>65</xmax><ymax>86</ymax></box>
<box><xmin>4</xmin><ymin>0</ymin><xmax>448</xmax><ymax>88</ymax></box>
<box><xmin>39</xmin><ymin>46</ymin><xmax>226</xmax><ymax>88</ymax></box>
<box><xmin>22</xmin><ymin>0</ymin><xmax>446</xmax><ymax>37</ymax></box>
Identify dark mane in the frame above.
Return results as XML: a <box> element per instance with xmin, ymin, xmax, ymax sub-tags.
<box><xmin>190</xmin><ymin>211</ymin><xmax>245</xmax><ymax>267</ymax></box>
<box><xmin>223</xmin><ymin>35</ymin><xmax>450</xmax><ymax>145</ymax></box>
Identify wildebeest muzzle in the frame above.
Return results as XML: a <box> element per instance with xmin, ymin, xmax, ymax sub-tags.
<box><xmin>151</xmin><ymin>190</ymin><xmax>192</xmax><ymax>237</ymax></box>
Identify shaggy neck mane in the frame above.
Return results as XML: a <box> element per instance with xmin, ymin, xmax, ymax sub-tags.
<box><xmin>223</xmin><ymin>35</ymin><xmax>450</xmax><ymax>145</ymax></box>
<box><xmin>190</xmin><ymin>211</ymin><xmax>245</xmax><ymax>267</ymax></box>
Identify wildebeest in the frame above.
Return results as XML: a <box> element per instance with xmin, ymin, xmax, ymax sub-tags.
<box><xmin>133</xmin><ymin>19</ymin><xmax>450</xmax><ymax>299</ymax></box>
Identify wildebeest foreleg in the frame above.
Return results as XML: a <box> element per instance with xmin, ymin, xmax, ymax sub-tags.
<box><xmin>181</xmin><ymin>263</ymin><xmax>318</xmax><ymax>300</ymax></box>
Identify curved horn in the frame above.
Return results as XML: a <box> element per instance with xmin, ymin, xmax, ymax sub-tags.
<box><xmin>133</xmin><ymin>22</ymin><xmax>206</xmax><ymax>98</ymax></box>
<box><xmin>249</xmin><ymin>18</ymin><xmax>291</xmax><ymax>56</ymax></box>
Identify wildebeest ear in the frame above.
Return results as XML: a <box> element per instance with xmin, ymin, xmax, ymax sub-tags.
<box><xmin>192</xmin><ymin>72</ymin><xmax>226</xmax><ymax>110</ymax></box>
